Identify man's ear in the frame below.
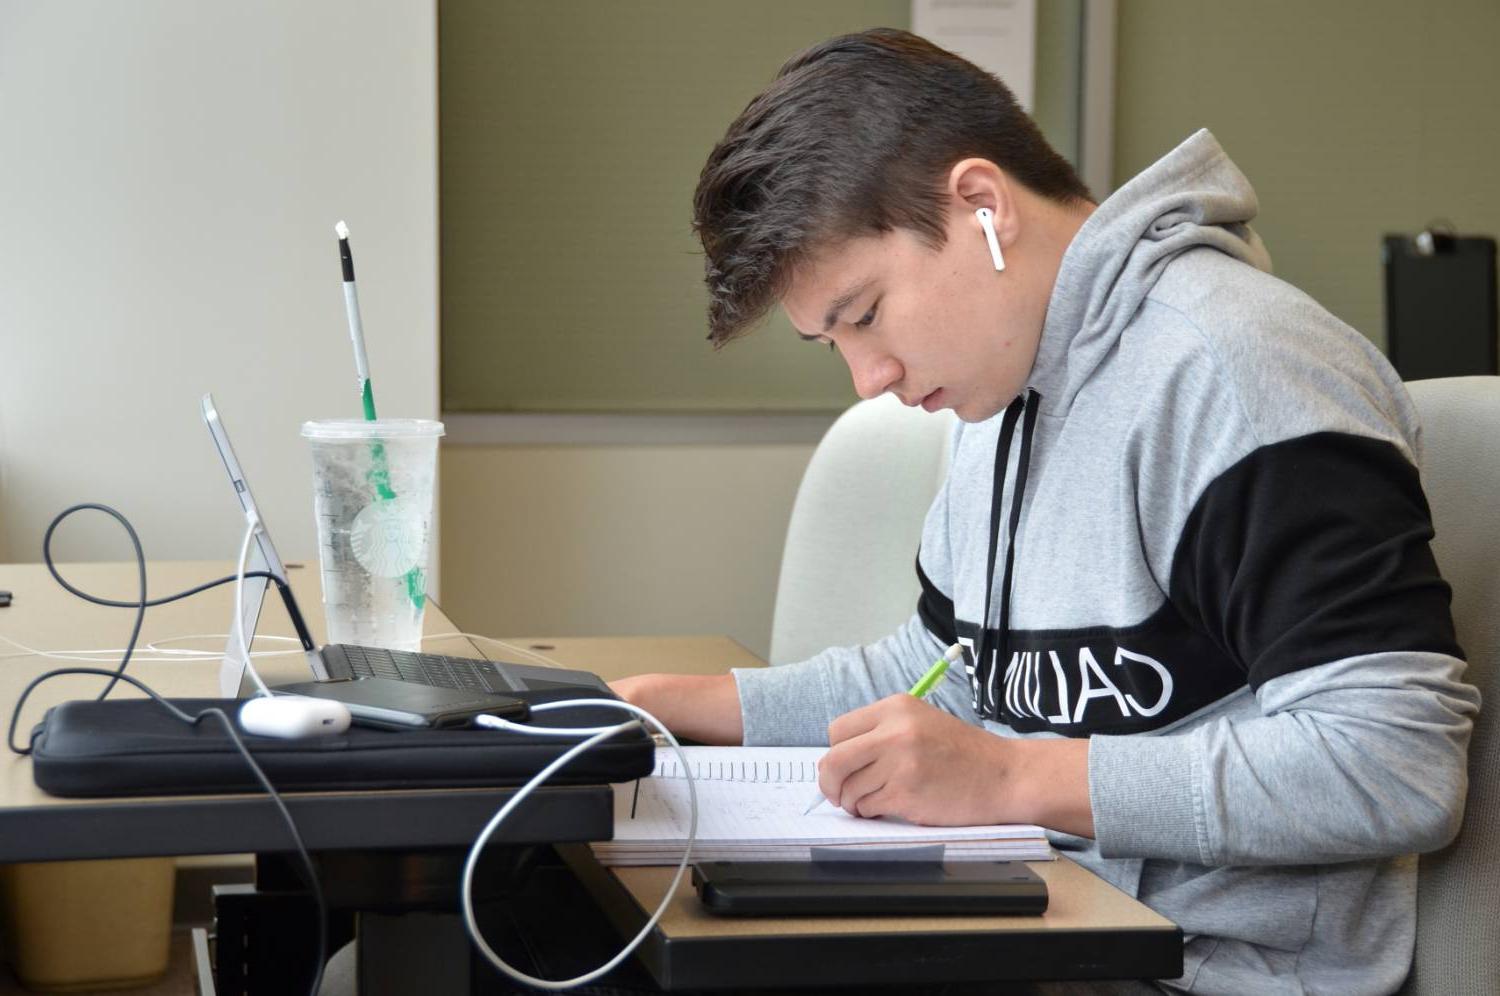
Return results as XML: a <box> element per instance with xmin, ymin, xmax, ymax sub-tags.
<box><xmin>948</xmin><ymin>158</ymin><xmax>1018</xmax><ymax>245</ymax></box>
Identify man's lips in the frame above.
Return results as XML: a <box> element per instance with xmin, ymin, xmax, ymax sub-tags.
<box><xmin>897</xmin><ymin>388</ymin><xmax>944</xmax><ymax>409</ymax></box>
<box><xmin>920</xmin><ymin>388</ymin><xmax>943</xmax><ymax>412</ymax></box>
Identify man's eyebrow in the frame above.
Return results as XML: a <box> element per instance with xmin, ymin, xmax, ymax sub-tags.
<box><xmin>821</xmin><ymin>279</ymin><xmax>874</xmax><ymax>333</ymax></box>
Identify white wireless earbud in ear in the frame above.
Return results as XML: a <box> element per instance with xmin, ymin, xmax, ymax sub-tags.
<box><xmin>975</xmin><ymin>207</ymin><xmax>1005</xmax><ymax>272</ymax></box>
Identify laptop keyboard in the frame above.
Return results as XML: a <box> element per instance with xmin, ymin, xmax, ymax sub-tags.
<box><xmin>334</xmin><ymin>644</ymin><xmax>516</xmax><ymax>693</ymax></box>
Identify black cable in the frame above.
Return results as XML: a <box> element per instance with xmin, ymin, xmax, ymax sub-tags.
<box><xmin>51</xmin><ymin>566</ymin><xmax>283</xmax><ymax>609</ymax></box>
<box><xmin>9</xmin><ymin>666</ymin><xmax>195</xmax><ymax>755</ymax></box>
<box><xmin>21</xmin><ymin>504</ymin><xmax>328</xmax><ymax>996</ymax></box>
<box><xmin>43</xmin><ymin>505</ymin><xmax>280</xmax><ymax>608</ymax></box>
<box><xmin>41</xmin><ymin>504</ymin><xmax>149</xmax><ymax>701</ymax></box>
<box><xmin>40</xmin><ymin>503</ymin><xmax>281</xmax><ymax>699</ymax></box>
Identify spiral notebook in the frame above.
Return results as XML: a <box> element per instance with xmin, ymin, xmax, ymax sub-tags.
<box><xmin>590</xmin><ymin>747</ymin><xmax>1053</xmax><ymax>866</ymax></box>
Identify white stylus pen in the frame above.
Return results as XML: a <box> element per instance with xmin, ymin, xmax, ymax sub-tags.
<box><xmin>334</xmin><ymin>220</ymin><xmax>377</xmax><ymax>419</ymax></box>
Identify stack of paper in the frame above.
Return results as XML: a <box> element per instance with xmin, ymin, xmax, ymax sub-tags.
<box><xmin>591</xmin><ymin>747</ymin><xmax>1053</xmax><ymax>866</ymax></box>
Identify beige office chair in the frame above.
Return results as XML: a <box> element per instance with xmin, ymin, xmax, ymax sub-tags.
<box><xmin>768</xmin><ymin>394</ymin><xmax>956</xmax><ymax>666</ymax></box>
<box><xmin>1400</xmin><ymin>376</ymin><xmax>1500</xmax><ymax>996</ymax></box>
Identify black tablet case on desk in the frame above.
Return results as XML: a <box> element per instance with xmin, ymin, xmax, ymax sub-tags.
<box><xmin>29</xmin><ymin>688</ymin><xmax>652</xmax><ymax>798</ymax></box>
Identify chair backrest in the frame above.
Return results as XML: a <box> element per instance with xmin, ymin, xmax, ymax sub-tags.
<box><xmin>1402</xmin><ymin>376</ymin><xmax>1500</xmax><ymax>995</ymax></box>
<box><xmin>768</xmin><ymin>394</ymin><xmax>956</xmax><ymax>666</ymax></box>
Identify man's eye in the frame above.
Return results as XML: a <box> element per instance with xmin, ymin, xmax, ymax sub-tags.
<box><xmin>854</xmin><ymin>304</ymin><xmax>878</xmax><ymax>328</ymax></box>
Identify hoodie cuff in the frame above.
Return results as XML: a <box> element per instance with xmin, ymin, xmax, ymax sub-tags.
<box><xmin>1088</xmin><ymin>733</ymin><xmax>1211</xmax><ymax>865</ymax></box>
<box><xmin>731</xmin><ymin>663</ymin><xmax>834</xmax><ymax>747</ymax></box>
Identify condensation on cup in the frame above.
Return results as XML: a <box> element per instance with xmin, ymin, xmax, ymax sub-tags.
<box><xmin>300</xmin><ymin>419</ymin><xmax>444</xmax><ymax>651</ymax></box>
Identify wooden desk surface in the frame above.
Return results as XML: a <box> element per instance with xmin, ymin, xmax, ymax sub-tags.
<box><xmin>564</xmin><ymin>846</ymin><xmax>1182</xmax><ymax>989</ymax></box>
<box><xmin>471</xmin><ymin>635</ymin><xmax>765</xmax><ymax>682</ymax></box>
<box><xmin>463</xmin><ymin>624</ymin><xmax>1179</xmax><ymax>980</ymax></box>
<box><xmin>0</xmin><ymin>562</ymin><xmax>466</xmax><ymax>804</ymax></box>
<box><xmin>610</xmin><ymin>855</ymin><xmax>1174</xmax><ymax>940</ymax></box>
<box><xmin>0</xmin><ymin>562</ymin><xmax>1181</xmax><ymax>986</ymax></box>
<box><xmin>0</xmin><ymin>560</ymin><xmax>764</xmax><ymax>740</ymax></box>
<box><xmin>0</xmin><ymin>562</ymin><xmax>621</xmax><ymax>858</ymax></box>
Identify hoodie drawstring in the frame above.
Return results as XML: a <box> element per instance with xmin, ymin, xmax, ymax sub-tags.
<box><xmin>975</xmin><ymin>389</ymin><xmax>1040</xmax><ymax>718</ymax></box>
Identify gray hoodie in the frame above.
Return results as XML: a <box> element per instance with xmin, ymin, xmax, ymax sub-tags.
<box><xmin>732</xmin><ymin>130</ymin><xmax>1481</xmax><ymax>995</ymax></box>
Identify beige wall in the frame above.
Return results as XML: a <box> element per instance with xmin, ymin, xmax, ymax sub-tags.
<box><xmin>439</xmin><ymin>443</ymin><xmax>814</xmax><ymax>659</ymax></box>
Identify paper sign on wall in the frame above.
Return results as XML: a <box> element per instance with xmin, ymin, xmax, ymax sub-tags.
<box><xmin>913</xmin><ymin>0</ymin><xmax>1037</xmax><ymax>111</ymax></box>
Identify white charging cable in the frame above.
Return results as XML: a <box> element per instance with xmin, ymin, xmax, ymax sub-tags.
<box><xmin>464</xmin><ymin>700</ymin><xmax>696</xmax><ymax>990</ymax></box>
<box><xmin>231</xmin><ymin>512</ymin><xmax>274</xmax><ymax>699</ymax></box>
<box><xmin>0</xmin><ymin>632</ymin><xmax>301</xmax><ymax>665</ymax></box>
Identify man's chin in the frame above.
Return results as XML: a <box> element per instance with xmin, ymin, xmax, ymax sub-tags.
<box><xmin>953</xmin><ymin>399</ymin><xmax>998</xmax><ymax>423</ymax></box>
<box><xmin>956</xmin><ymin>390</ymin><xmax>1032</xmax><ymax>423</ymax></box>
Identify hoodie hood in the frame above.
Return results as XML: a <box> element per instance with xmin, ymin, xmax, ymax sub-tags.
<box><xmin>1029</xmin><ymin>129</ymin><xmax>1273</xmax><ymax>414</ymax></box>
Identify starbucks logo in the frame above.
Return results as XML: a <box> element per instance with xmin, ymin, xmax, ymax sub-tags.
<box><xmin>350</xmin><ymin>499</ymin><xmax>425</xmax><ymax>578</ymax></box>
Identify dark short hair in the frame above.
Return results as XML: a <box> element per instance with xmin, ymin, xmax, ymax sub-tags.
<box><xmin>693</xmin><ymin>27</ymin><xmax>1091</xmax><ymax>346</ymax></box>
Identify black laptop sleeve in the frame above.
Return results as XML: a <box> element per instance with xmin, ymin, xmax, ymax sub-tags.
<box><xmin>29</xmin><ymin>688</ymin><xmax>653</xmax><ymax>798</ymax></box>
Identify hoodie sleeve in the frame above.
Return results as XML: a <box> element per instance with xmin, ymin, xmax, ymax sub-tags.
<box><xmin>732</xmin><ymin>433</ymin><xmax>979</xmax><ymax>746</ymax></box>
<box><xmin>732</xmin><ymin>610</ymin><xmax>976</xmax><ymax>745</ymax></box>
<box><xmin>1088</xmin><ymin>430</ymin><xmax>1480</xmax><ymax>865</ymax></box>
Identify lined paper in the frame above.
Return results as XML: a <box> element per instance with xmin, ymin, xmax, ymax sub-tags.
<box><xmin>652</xmin><ymin>747</ymin><xmax>822</xmax><ymax>784</ymax></box>
<box><xmin>594</xmin><ymin>747</ymin><xmax>1052</xmax><ymax>865</ymax></box>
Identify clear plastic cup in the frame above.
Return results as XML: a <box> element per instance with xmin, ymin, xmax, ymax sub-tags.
<box><xmin>300</xmin><ymin>418</ymin><xmax>444</xmax><ymax>651</ymax></box>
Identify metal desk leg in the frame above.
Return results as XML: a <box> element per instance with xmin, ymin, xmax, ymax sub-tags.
<box><xmin>211</xmin><ymin>882</ymin><xmax>321</xmax><ymax>996</ymax></box>
<box><xmin>191</xmin><ymin>927</ymin><xmax>217</xmax><ymax>996</ymax></box>
<box><xmin>357</xmin><ymin>910</ymin><xmax>474</xmax><ymax>996</ymax></box>
<box><xmin>208</xmin><ymin>847</ymin><xmax>565</xmax><ymax>996</ymax></box>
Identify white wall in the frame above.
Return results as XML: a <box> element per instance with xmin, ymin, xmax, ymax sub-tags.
<box><xmin>0</xmin><ymin>1</ymin><xmax>438</xmax><ymax>567</ymax></box>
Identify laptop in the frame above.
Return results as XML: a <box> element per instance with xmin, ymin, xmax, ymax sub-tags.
<box><xmin>200</xmin><ymin>394</ymin><xmax>612</xmax><ymax>700</ymax></box>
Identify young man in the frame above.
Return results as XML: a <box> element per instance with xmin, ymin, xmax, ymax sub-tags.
<box><xmin>613</xmin><ymin>28</ymin><xmax>1481</xmax><ymax>995</ymax></box>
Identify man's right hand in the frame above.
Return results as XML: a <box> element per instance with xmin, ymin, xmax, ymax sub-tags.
<box><xmin>608</xmin><ymin>672</ymin><xmax>745</xmax><ymax>745</ymax></box>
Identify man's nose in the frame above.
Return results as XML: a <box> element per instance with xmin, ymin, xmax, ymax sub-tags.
<box><xmin>845</xmin><ymin>347</ymin><xmax>902</xmax><ymax>400</ymax></box>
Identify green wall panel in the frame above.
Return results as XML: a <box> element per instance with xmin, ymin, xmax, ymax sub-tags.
<box><xmin>1114</xmin><ymin>0</ymin><xmax>1500</xmax><ymax>352</ymax></box>
<box><xmin>441</xmin><ymin>0</ymin><xmax>1081</xmax><ymax>413</ymax></box>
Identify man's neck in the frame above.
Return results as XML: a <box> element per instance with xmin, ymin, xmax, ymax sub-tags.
<box><xmin>1011</xmin><ymin>191</ymin><xmax>1097</xmax><ymax>347</ymax></box>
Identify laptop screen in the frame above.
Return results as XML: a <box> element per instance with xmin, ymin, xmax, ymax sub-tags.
<box><xmin>201</xmin><ymin>394</ymin><xmax>321</xmax><ymax>695</ymax></box>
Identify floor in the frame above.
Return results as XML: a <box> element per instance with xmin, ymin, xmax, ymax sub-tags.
<box><xmin>0</xmin><ymin>931</ymin><xmax>196</xmax><ymax>996</ymax></box>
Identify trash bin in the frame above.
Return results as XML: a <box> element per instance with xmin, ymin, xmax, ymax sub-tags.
<box><xmin>0</xmin><ymin>857</ymin><xmax>174</xmax><ymax>992</ymax></box>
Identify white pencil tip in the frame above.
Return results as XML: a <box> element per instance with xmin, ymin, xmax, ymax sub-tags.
<box><xmin>334</xmin><ymin>220</ymin><xmax>349</xmax><ymax>239</ymax></box>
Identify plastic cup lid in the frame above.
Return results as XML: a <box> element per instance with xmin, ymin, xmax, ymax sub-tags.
<box><xmin>300</xmin><ymin>418</ymin><xmax>445</xmax><ymax>440</ymax></box>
